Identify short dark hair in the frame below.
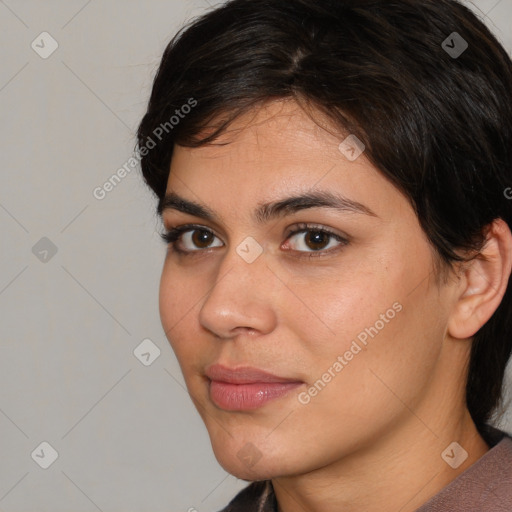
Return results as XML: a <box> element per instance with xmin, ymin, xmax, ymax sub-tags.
<box><xmin>137</xmin><ymin>0</ymin><xmax>512</xmax><ymax>433</ymax></box>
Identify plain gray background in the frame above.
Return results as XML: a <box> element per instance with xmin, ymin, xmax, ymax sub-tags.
<box><xmin>0</xmin><ymin>1</ymin><xmax>511</xmax><ymax>511</ymax></box>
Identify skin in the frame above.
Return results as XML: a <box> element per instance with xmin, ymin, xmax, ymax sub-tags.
<box><xmin>158</xmin><ymin>99</ymin><xmax>512</xmax><ymax>512</ymax></box>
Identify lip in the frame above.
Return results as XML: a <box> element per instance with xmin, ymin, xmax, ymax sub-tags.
<box><xmin>205</xmin><ymin>364</ymin><xmax>300</xmax><ymax>384</ymax></box>
<box><xmin>205</xmin><ymin>364</ymin><xmax>304</xmax><ymax>411</ymax></box>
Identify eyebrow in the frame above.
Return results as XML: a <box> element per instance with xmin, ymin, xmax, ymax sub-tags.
<box><xmin>158</xmin><ymin>190</ymin><xmax>378</xmax><ymax>223</ymax></box>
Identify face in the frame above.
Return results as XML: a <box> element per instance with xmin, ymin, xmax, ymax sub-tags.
<box><xmin>159</xmin><ymin>100</ymin><xmax>457</xmax><ymax>480</ymax></box>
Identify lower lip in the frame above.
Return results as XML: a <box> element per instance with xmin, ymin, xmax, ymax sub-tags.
<box><xmin>209</xmin><ymin>380</ymin><xmax>303</xmax><ymax>410</ymax></box>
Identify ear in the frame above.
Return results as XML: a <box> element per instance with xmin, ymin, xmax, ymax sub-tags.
<box><xmin>448</xmin><ymin>218</ymin><xmax>512</xmax><ymax>339</ymax></box>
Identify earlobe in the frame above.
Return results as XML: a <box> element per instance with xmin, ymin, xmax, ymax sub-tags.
<box><xmin>448</xmin><ymin>218</ymin><xmax>512</xmax><ymax>340</ymax></box>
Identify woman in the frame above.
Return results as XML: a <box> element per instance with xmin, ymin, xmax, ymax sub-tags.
<box><xmin>137</xmin><ymin>0</ymin><xmax>512</xmax><ymax>510</ymax></box>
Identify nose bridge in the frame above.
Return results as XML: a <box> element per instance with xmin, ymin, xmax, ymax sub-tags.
<box><xmin>198</xmin><ymin>236</ymin><xmax>276</xmax><ymax>337</ymax></box>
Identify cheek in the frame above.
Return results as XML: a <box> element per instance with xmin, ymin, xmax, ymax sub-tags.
<box><xmin>287</xmin><ymin>243</ymin><xmax>444</xmax><ymax>405</ymax></box>
<box><xmin>158</xmin><ymin>265</ymin><xmax>177</xmax><ymax>339</ymax></box>
<box><xmin>278</xmin><ymin>253</ymin><xmax>401</xmax><ymax>364</ymax></box>
<box><xmin>282</xmin><ymin>298</ymin><xmax>444</xmax><ymax>467</ymax></box>
<box><xmin>159</xmin><ymin>263</ymin><xmax>195</xmax><ymax>355</ymax></box>
<box><xmin>299</xmin><ymin>278</ymin><xmax>445</xmax><ymax>422</ymax></box>
<box><xmin>159</xmin><ymin>262</ymin><xmax>217</xmax><ymax>380</ymax></box>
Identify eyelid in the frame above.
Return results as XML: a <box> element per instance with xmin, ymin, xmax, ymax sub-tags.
<box><xmin>283</xmin><ymin>222</ymin><xmax>348</xmax><ymax>243</ymax></box>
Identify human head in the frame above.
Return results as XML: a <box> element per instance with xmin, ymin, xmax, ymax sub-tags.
<box><xmin>137</xmin><ymin>0</ymin><xmax>512</xmax><ymax>477</ymax></box>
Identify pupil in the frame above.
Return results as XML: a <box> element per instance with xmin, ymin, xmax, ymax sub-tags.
<box><xmin>193</xmin><ymin>230</ymin><xmax>213</xmax><ymax>248</ymax></box>
<box><xmin>307</xmin><ymin>231</ymin><xmax>328</xmax><ymax>250</ymax></box>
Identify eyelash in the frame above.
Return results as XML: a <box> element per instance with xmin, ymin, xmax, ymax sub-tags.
<box><xmin>160</xmin><ymin>223</ymin><xmax>349</xmax><ymax>259</ymax></box>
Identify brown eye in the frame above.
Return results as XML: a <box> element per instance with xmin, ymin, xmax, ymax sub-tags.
<box><xmin>304</xmin><ymin>230</ymin><xmax>331</xmax><ymax>251</ymax></box>
<box><xmin>191</xmin><ymin>229</ymin><xmax>216</xmax><ymax>249</ymax></box>
<box><xmin>162</xmin><ymin>223</ymin><xmax>348</xmax><ymax>258</ymax></box>
<box><xmin>286</xmin><ymin>225</ymin><xmax>347</xmax><ymax>255</ymax></box>
<box><xmin>161</xmin><ymin>226</ymin><xmax>224</xmax><ymax>252</ymax></box>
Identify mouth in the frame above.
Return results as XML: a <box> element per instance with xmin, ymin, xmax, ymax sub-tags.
<box><xmin>205</xmin><ymin>364</ymin><xmax>304</xmax><ymax>411</ymax></box>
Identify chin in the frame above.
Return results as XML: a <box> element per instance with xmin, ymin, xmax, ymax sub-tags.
<box><xmin>222</xmin><ymin>461</ymin><xmax>276</xmax><ymax>481</ymax></box>
<box><xmin>215</xmin><ymin>453</ymin><xmax>288</xmax><ymax>481</ymax></box>
<box><xmin>209</xmin><ymin>434</ymin><xmax>306</xmax><ymax>480</ymax></box>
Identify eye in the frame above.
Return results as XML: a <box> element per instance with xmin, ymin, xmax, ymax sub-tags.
<box><xmin>283</xmin><ymin>223</ymin><xmax>348</xmax><ymax>257</ymax></box>
<box><xmin>160</xmin><ymin>222</ymin><xmax>349</xmax><ymax>258</ymax></box>
<box><xmin>160</xmin><ymin>225</ymin><xmax>223</xmax><ymax>253</ymax></box>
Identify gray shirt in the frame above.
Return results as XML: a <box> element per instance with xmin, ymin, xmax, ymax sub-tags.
<box><xmin>218</xmin><ymin>427</ymin><xmax>512</xmax><ymax>511</ymax></box>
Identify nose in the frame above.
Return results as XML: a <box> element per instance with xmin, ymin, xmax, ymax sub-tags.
<box><xmin>198</xmin><ymin>243</ymin><xmax>278</xmax><ymax>340</ymax></box>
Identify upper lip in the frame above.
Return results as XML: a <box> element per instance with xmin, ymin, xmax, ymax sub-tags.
<box><xmin>205</xmin><ymin>364</ymin><xmax>302</xmax><ymax>384</ymax></box>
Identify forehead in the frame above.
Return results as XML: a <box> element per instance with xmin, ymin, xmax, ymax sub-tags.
<box><xmin>168</xmin><ymin>100</ymin><xmax>363</xmax><ymax>191</ymax></box>
<box><xmin>164</xmin><ymin>99</ymin><xmax>411</xmax><ymax>228</ymax></box>
<box><xmin>178</xmin><ymin>99</ymin><xmax>346</xmax><ymax>165</ymax></box>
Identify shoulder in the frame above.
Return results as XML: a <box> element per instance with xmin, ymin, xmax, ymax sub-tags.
<box><xmin>217</xmin><ymin>480</ymin><xmax>276</xmax><ymax>512</ymax></box>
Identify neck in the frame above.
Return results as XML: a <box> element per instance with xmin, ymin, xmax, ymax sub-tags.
<box><xmin>273</xmin><ymin>398</ymin><xmax>489</xmax><ymax>512</ymax></box>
